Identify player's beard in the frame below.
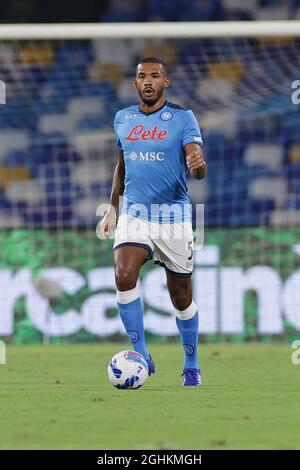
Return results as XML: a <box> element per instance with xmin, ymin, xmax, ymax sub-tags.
<box><xmin>139</xmin><ymin>87</ymin><xmax>164</xmax><ymax>107</ymax></box>
<box><xmin>142</xmin><ymin>97</ymin><xmax>159</xmax><ymax>106</ymax></box>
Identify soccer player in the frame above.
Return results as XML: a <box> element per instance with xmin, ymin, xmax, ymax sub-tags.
<box><xmin>100</xmin><ymin>57</ymin><xmax>207</xmax><ymax>386</ymax></box>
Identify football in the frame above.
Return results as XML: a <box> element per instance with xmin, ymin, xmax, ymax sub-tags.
<box><xmin>108</xmin><ymin>350</ymin><xmax>149</xmax><ymax>389</ymax></box>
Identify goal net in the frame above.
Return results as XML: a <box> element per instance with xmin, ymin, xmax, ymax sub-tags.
<box><xmin>0</xmin><ymin>22</ymin><xmax>300</xmax><ymax>343</ymax></box>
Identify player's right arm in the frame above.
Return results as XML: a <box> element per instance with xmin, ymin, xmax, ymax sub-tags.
<box><xmin>99</xmin><ymin>149</ymin><xmax>125</xmax><ymax>240</ymax></box>
<box><xmin>109</xmin><ymin>149</ymin><xmax>125</xmax><ymax>210</ymax></box>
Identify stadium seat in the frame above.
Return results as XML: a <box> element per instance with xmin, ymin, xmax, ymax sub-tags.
<box><xmin>142</xmin><ymin>42</ymin><xmax>178</xmax><ymax>67</ymax></box>
<box><xmin>0</xmin><ymin>213</ymin><xmax>23</xmax><ymax>228</ymax></box>
<box><xmin>224</xmin><ymin>9</ymin><xmax>254</xmax><ymax>20</ymax></box>
<box><xmin>74</xmin><ymin>196</ymin><xmax>107</xmax><ymax>220</ymax></box>
<box><xmin>38</xmin><ymin>96</ymin><xmax>106</xmax><ymax>136</ymax></box>
<box><xmin>0</xmin><ymin>130</ymin><xmax>30</xmax><ymax>161</ymax></box>
<box><xmin>195</xmin><ymin>78</ymin><xmax>235</xmax><ymax>103</ymax></box>
<box><xmin>201</xmin><ymin>109</ymin><xmax>238</xmax><ymax>138</ymax></box>
<box><xmin>270</xmin><ymin>209</ymin><xmax>300</xmax><ymax>227</ymax></box>
<box><xmin>93</xmin><ymin>39</ymin><xmax>136</xmax><ymax>68</ymax></box>
<box><xmin>18</xmin><ymin>43</ymin><xmax>55</xmax><ymax>66</ymax></box>
<box><xmin>4</xmin><ymin>149</ymin><xmax>32</xmax><ymax>168</ymax></box>
<box><xmin>208</xmin><ymin>61</ymin><xmax>245</xmax><ymax>81</ymax></box>
<box><xmin>249</xmin><ymin>177</ymin><xmax>288</xmax><ymax>208</ymax></box>
<box><xmin>87</xmin><ymin>63</ymin><xmax>123</xmax><ymax>89</ymax></box>
<box><xmin>72</xmin><ymin>161</ymin><xmax>112</xmax><ymax>187</ymax></box>
<box><xmin>77</xmin><ymin>116</ymin><xmax>108</xmax><ymax>132</ymax></box>
<box><xmin>288</xmin><ymin>143</ymin><xmax>300</xmax><ymax>163</ymax></box>
<box><xmin>255</xmin><ymin>6</ymin><xmax>289</xmax><ymax>20</ymax></box>
<box><xmin>244</xmin><ymin>143</ymin><xmax>282</xmax><ymax>172</ymax></box>
<box><xmin>222</xmin><ymin>0</ymin><xmax>257</xmax><ymax>13</ymax></box>
<box><xmin>39</xmin><ymin>113</ymin><xmax>72</xmax><ymax>135</ymax></box>
<box><xmin>0</xmin><ymin>166</ymin><xmax>30</xmax><ymax>189</ymax></box>
<box><xmin>68</xmin><ymin>96</ymin><xmax>104</xmax><ymax>121</ymax></box>
<box><xmin>5</xmin><ymin>180</ymin><xmax>46</xmax><ymax>204</ymax></box>
<box><xmin>179</xmin><ymin>0</ymin><xmax>223</xmax><ymax>21</ymax></box>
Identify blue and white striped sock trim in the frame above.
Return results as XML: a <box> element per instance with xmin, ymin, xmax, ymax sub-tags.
<box><xmin>175</xmin><ymin>300</ymin><xmax>197</xmax><ymax>321</ymax></box>
<box><xmin>116</xmin><ymin>286</ymin><xmax>139</xmax><ymax>304</ymax></box>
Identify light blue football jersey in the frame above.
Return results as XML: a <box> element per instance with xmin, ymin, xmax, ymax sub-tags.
<box><xmin>114</xmin><ymin>100</ymin><xmax>203</xmax><ymax>223</ymax></box>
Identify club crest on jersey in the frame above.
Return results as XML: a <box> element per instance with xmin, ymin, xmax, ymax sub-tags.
<box><xmin>160</xmin><ymin>111</ymin><xmax>173</xmax><ymax>121</ymax></box>
<box><xmin>125</xmin><ymin>125</ymin><xmax>168</xmax><ymax>141</ymax></box>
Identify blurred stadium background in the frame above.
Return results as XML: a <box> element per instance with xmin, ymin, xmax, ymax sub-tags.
<box><xmin>1</xmin><ymin>0</ymin><xmax>300</xmax><ymax>345</ymax></box>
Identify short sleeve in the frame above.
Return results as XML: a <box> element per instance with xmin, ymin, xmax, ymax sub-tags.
<box><xmin>114</xmin><ymin>112</ymin><xmax>123</xmax><ymax>150</ymax></box>
<box><xmin>182</xmin><ymin>110</ymin><xmax>203</xmax><ymax>147</ymax></box>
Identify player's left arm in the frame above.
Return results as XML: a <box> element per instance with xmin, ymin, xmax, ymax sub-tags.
<box><xmin>184</xmin><ymin>143</ymin><xmax>207</xmax><ymax>180</ymax></box>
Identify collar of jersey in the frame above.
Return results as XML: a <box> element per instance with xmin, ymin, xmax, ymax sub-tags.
<box><xmin>138</xmin><ymin>100</ymin><xmax>168</xmax><ymax>116</ymax></box>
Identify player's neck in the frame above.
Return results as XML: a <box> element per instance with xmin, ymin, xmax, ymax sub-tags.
<box><xmin>139</xmin><ymin>97</ymin><xmax>167</xmax><ymax>115</ymax></box>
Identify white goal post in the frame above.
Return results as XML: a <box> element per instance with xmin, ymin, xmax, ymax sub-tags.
<box><xmin>0</xmin><ymin>20</ymin><xmax>299</xmax><ymax>40</ymax></box>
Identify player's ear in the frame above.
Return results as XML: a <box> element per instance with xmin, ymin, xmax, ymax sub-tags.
<box><xmin>134</xmin><ymin>78</ymin><xmax>137</xmax><ymax>89</ymax></box>
<box><xmin>165</xmin><ymin>77</ymin><xmax>171</xmax><ymax>88</ymax></box>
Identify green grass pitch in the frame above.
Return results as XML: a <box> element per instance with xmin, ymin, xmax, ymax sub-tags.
<box><xmin>0</xmin><ymin>343</ymin><xmax>299</xmax><ymax>450</ymax></box>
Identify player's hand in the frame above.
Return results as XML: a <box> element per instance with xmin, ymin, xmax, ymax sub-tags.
<box><xmin>186</xmin><ymin>149</ymin><xmax>206</xmax><ymax>171</ymax></box>
<box><xmin>98</xmin><ymin>208</ymin><xmax>116</xmax><ymax>240</ymax></box>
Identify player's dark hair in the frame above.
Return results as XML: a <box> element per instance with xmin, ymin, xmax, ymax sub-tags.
<box><xmin>136</xmin><ymin>57</ymin><xmax>169</xmax><ymax>76</ymax></box>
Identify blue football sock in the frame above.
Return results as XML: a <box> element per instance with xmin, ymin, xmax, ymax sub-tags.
<box><xmin>117</xmin><ymin>287</ymin><xmax>149</xmax><ymax>360</ymax></box>
<box><xmin>175</xmin><ymin>301</ymin><xmax>200</xmax><ymax>371</ymax></box>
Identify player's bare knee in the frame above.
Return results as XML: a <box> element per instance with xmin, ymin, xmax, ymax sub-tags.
<box><xmin>171</xmin><ymin>292</ymin><xmax>192</xmax><ymax>311</ymax></box>
<box><xmin>115</xmin><ymin>267</ymin><xmax>137</xmax><ymax>291</ymax></box>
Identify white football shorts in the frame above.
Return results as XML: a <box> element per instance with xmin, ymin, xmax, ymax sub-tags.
<box><xmin>113</xmin><ymin>213</ymin><xmax>194</xmax><ymax>276</ymax></box>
